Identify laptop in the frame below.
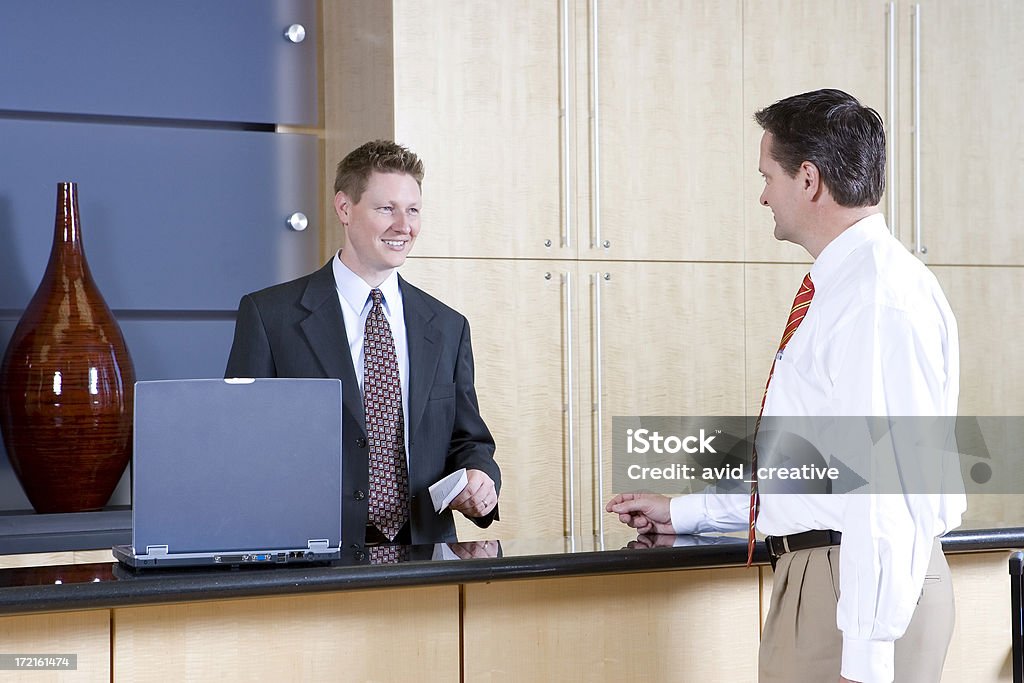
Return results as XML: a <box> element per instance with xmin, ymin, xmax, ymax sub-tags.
<box><xmin>113</xmin><ymin>378</ymin><xmax>343</xmax><ymax>568</ymax></box>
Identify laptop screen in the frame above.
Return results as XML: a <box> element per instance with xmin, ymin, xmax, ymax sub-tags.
<box><xmin>131</xmin><ymin>378</ymin><xmax>343</xmax><ymax>557</ymax></box>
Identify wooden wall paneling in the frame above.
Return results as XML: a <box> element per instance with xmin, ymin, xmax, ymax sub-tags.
<box><xmin>112</xmin><ymin>586</ymin><xmax>460</xmax><ymax>682</ymax></box>
<box><xmin>913</xmin><ymin>0</ymin><xmax>1024</xmax><ymax>266</ymax></box>
<box><xmin>592</xmin><ymin>0</ymin><xmax>744</xmax><ymax>262</ymax></box>
<box><xmin>0</xmin><ymin>610</ymin><xmax>109</xmax><ymax>683</ymax></box>
<box><xmin>942</xmin><ymin>551</ymin><xmax>1017</xmax><ymax>682</ymax></box>
<box><xmin>392</xmin><ymin>1</ymin><xmax>567</xmax><ymax>260</ymax></box>
<box><xmin>743</xmin><ymin>0</ymin><xmax>889</xmax><ymax>263</ymax></box>
<box><xmin>321</xmin><ymin>0</ymin><xmax>397</xmax><ymax>257</ymax></box>
<box><xmin>586</xmin><ymin>262</ymin><xmax>747</xmax><ymax>534</ymax></box>
<box><xmin>464</xmin><ymin>569</ymin><xmax>760</xmax><ymax>680</ymax></box>
<box><xmin>399</xmin><ymin>257</ymin><xmax>582</xmax><ymax>541</ymax></box>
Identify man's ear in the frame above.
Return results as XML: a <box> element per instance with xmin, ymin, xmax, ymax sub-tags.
<box><xmin>800</xmin><ymin>161</ymin><xmax>823</xmax><ymax>200</ymax></box>
<box><xmin>333</xmin><ymin>191</ymin><xmax>353</xmax><ymax>225</ymax></box>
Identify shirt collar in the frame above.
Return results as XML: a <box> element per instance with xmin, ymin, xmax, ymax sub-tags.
<box><xmin>809</xmin><ymin>212</ymin><xmax>889</xmax><ymax>289</ymax></box>
<box><xmin>332</xmin><ymin>252</ymin><xmax>402</xmax><ymax>316</ymax></box>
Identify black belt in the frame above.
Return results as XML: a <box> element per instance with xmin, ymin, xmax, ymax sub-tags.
<box><xmin>765</xmin><ymin>529</ymin><xmax>842</xmax><ymax>568</ymax></box>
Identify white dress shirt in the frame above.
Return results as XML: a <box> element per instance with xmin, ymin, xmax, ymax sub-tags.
<box><xmin>332</xmin><ymin>254</ymin><xmax>411</xmax><ymax>461</ymax></box>
<box><xmin>670</xmin><ymin>213</ymin><xmax>966</xmax><ymax>683</ymax></box>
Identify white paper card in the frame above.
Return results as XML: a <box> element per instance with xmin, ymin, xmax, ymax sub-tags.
<box><xmin>429</xmin><ymin>468</ymin><xmax>468</xmax><ymax>513</ymax></box>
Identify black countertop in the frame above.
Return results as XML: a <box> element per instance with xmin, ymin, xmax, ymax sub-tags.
<box><xmin>0</xmin><ymin>522</ymin><xmax>1020</xmax><ymax>616</ymax></box>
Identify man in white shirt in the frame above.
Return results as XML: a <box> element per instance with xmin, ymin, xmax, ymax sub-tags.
<box><xmin>607</xmin><ymin>89</ymin><xmax>965</xmax><ymax>682</ymax></box>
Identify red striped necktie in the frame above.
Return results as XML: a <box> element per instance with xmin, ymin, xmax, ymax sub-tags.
<box><xmin>747</xmin><ymin>273</ymin><xmax>815</xmax><ymax>566</ymax></box>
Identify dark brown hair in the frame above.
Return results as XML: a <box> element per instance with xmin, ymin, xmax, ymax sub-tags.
<box><xmin>755</xmin><ymin>89</ymin><xmax>885</xmax><ymax>208</ymax></box>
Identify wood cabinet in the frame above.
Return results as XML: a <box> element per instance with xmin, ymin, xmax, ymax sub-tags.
<box><xmin>401</xmin><ymin>258</ymin><xmax>745</xmax><ymax>540</ymax></box>
<box><xmin>590</xmin><ymin>1</ymin><xmax>744</xmax><ymax>262</ymax></box>
<box><xmin>904</xmin><ymin>0</ymin><xmax>1024</xmax><ymax>266</ymax></box>
<box><xmin>327</xmin><ymin>1</ymin><xmax>747</xmax><ymax>263</ymax></box>
<box><xmin>323</xmin><ymin>1</ymin><xmax>1024</xmax><ymax>538</ymax></box>
<box><xmin>325</xmin><ymin>1</ymin><xmax>567</xmax><ymax>260</ymax></box>
<box><xmin>743</xmin><ymin>0</ymin><xmax>889</xmax><ymax>263</ymax></box>
<box><xmin>398</xmin><ymin>258</ymin><xmax>578</xmax><ymax>540</ymax></box>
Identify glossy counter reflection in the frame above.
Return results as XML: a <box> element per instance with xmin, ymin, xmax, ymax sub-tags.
<box><xmin>0</xmin><ymin>525</ymin><xmax>1018</xmax><ymax>616</ymax></box>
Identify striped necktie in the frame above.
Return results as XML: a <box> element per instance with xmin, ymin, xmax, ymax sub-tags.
<box><xmin>747</xmin><ymin>273</ymin><xmax>814</xmax><ymax>566</ymax></box>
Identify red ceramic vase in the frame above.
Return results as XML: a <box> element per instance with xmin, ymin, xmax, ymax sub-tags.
<box><xmin>0</xmin><ymin>182</ymin><xmax>135</xmax><ymax>513</ymax></box>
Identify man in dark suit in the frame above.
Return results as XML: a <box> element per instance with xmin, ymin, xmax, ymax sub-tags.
<box><xmin>225</xmin><ymin>140</ymin><xmax>500</xmax><ymax>557</ymax></box>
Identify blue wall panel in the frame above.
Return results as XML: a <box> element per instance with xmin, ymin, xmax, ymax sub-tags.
<box><xmin>0</xmin><ymin>1</ymin><xmax>317</xmax><ymax>125</ymax></box>
<box><xmin>0</xmin><ymin>119</ymin><xmax>320</xmax><ymax>312</ymax></box>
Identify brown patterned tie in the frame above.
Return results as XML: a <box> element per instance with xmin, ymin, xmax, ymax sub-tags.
<box><xmin>368</xmin><ymin>544</ymin><xmax>411</xmax><ymax>565</ymax></box>
<box><xmin>363</xmin><ymin>288</ymin><xmax>410</xmax><ymax>540</ymax></box>
<box><xmin>747</xmin><ymin>273</ymin><xmax>814</xmax><ymax>566</ymax></box>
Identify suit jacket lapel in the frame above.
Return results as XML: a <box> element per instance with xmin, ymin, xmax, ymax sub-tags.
<box><xmin>299</xmin><ymin>262</ymin><xmax>366</xmax><ymax>433</ymax></box>
<box><xmin>401</xmin><ymin>276</ymin><xmax>442</xmax><ymax>442</ymax></box>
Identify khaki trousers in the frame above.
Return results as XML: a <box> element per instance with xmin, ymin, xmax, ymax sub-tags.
<box><xmin>759</xmin><ymin>540</ymin><xmax>953</xmax><ymax>682</ymax></box>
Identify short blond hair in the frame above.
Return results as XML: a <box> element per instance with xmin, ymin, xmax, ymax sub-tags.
<box><xmin>333</xmin><ymin>140</ymin><xmax>424</xmax><ymax>202</ymax></box>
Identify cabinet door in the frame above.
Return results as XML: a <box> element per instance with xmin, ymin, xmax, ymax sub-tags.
<box><xmin>743</xmin><ymin>0</ymin><xmax>889</xmax><ymax>263</ymax></box>
<box><xmin>0</xmin><ymin>1</ymin><xmax>317</xmax><ymax>125</ymax></box>
<box><xmin>389</xmin><ymin>1</ymin><xmax>568</xmax><ymax>260</ymax></box>
<box><xmin>932</xmin><ymin>267</ymin><xmax>1024</xmax><ymax>417</ymax></box>
<box><xmin>913</xmin><ymin>0</ymin><xmax>1024</xmax><ymax>265</ymax></box>
<box><xmin>0</xmin><ymin>120</ymin><xmax>319</xmax><ymax>312</ymax></box>
<box><xmin>592</xmin><ymin>0</ymin><xmax>743</xmax><ymax>262</ymax></box>
<box><xmin>398</xmin><ymin>258</ymin><xmax>581</xmax><ymax>540</ymax></box>
<box><xmin>586</xmin><ymin>262</ymin><xmax>746</xmax><ymax>535</ymax></box>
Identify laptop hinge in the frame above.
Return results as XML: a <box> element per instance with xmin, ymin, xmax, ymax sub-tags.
<box><xmin>145</xmin><ymin>545</ymin><xmax>169</xmax><ymax>556</ymax></box>
<box><xmin>307</xmin><ymin>539</ymin><xmax>330</xmax><ymax>552</ymax></box>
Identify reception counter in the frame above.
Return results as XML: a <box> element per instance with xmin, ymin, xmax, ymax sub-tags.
<box><xmin>0</xmin><ymin>522</ymin><xmax>1019</xmax><ymax>681</ymax></box>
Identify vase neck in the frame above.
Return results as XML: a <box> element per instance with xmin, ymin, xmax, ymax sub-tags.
<box><xmin>49</xmin><ymin>182</ymin><xmax>91</xmax><ymax>277</ymax></box>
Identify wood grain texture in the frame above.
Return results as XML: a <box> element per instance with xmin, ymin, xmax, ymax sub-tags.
<box><xmin>914</xmin><ymin>0</ymin><xmax>1024</xmax><ymax>266</ymax></box>
<box><xmin>743</xmin><ymin>0</ymin><xmax>888</xmax><ymax>263</ymax></box>
<box><xmin>943</xmin><ymin>551</ymin><xmax>1016</xmax><ymax>682</ymax></box>
<box><xmin>112</xmin><ymin>586</ymin><xmax>460</xmax><ymax>682</ymax></box>
<box><xmin>592</xmin><ymin>0</ymin><xmax>744</xmax><ymax>261</ymax></box>
<box><xmin>392</xmin><ymin>0</ymin><xmax>565</xmax><ymax>259</ymax></box>
<box><xmin>399</xmin><ymin>257</ymin><xmax>579</xmax><ymax>540</ymax></box>
<box><xmin>0</xmin><ymin>610</ymin><xmax>108</xmax><ymax>683</ymax></box>
<box><xmin>464</xmin><ymin>568</ymin><xmax>760</xmax><ymax>681</ymax></box>
<box><xmin>585</xmin><ymin>262</ymin><xmax>746</xmax><ymax>531</ymax></box>
<box><xmin>321</xmin><ymin>0</ymin><xmax>397</xmax><ymax>255</ymax></box>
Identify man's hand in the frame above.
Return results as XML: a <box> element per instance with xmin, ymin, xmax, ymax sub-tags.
<box><xmin>605</xmin><ymin>493</ymin><xmax>675</xmax><ymax>535</ymax></box>
<box><xmin>449</xmin><ymin>469</ymin><xmax>497</xmax><ymax>518</ymax></box>
<box><xmin>626</xmin><ymin>534</ymin><xmax>677</xmax><ymax>549</ymax></box>
<box><xmin>448</xmin><ymin>540</ymin><xmax>500</xmax><ymax>559</ymax></box>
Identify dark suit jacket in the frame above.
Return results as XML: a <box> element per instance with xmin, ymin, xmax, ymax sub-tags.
<box><xmin>225</xmin><ymin>261</ymin><xmax>500</xmax><ymax>551</ymax></box>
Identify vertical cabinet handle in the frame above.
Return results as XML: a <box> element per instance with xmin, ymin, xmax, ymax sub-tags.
<box><xmin>562</xmin><ymin>271</ymin><xmax>576</xmax><ymax>539</ymax></box>
<box><xmin>560</xmin><ymin>0</ymin><xmax>572</xmax><ymax>250</ymax></box>
<box><xmin>887</xmin><ymin>2</ymin><xmax>898</xmax><ymax>238</ymax></box>
<box><xmin>912</xmin><ymin>4</ymin><xmax>927</xmax><ymax>255</ymax></box>
<box><xmin>589</xmin><ymin>0</ymin><xmax>602</xmax><ymax>251</ymax></box>
<box><xmin>591</xmin><ymin>272</ymin><xmax>605</xmax><ymax>543</ymax></box>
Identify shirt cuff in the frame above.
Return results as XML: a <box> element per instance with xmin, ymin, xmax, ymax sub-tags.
<box><xmin>669</xmin><ymin>494</ymin><xmax>705</xmax><ymax>535</ymax></box>
<box><xmin>842</xmin><ymin>635</ymin><xmax>895</xmax><ymax>683</ymax></box>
